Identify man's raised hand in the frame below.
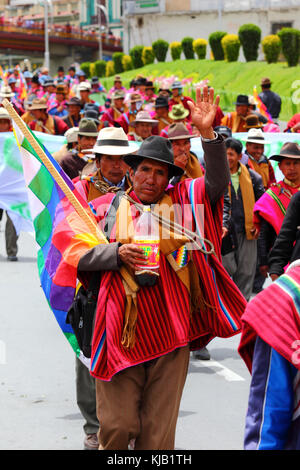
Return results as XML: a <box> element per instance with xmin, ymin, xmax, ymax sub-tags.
<box><xmin>188</xmin><ymin>86</ymin><xmax>220</xmax><ymax>139</ymax></box>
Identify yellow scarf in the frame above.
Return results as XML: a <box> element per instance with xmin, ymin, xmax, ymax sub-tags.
<box><xmin>34</xmin><ymin>115</ymin><xmax>55</xmax><ymax>134</ymax></box>
<box><xmin>248</xmin><ymin>158</ymin><xmax>270</xmax><ymax>189</ymax></box>
<box><xmin>115</xmin><ymin>192</ymin><xmax>206</xmax><ymax>348</ymax></box>
<box><xmin>229</xmin><ymin>163</ymin><xmax>256</xmax><ymax>240</ymax></box>
<box><xmin>183</xmin><ymin>152</ymin><xmax>204</xmax><ymax>180</ymax></box>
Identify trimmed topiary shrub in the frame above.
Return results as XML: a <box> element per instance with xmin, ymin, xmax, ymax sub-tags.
<box><xmin>122</xmin><ymin>54</ymin><xmax>134</xmax><ymax>71</ymax></box>
<box><xmin>170</xmin><ymin>41</ymin><xmax>182</xmax><ymax>60</ymax></box>
<box><xmin>193</xmin><ymin>38</ymin><xmax>208</xmax><ymax>59</ymax></box>
<box><xmin>142</xmin><ymin>46</ymin><xmax>155</xmax><ymax>65</ymax></box>
<box><xmin>80</xmin><ymin>61</ymin><xmax>91</xmax><ymax>78</ymax></box>
<box><xmin>152</xmin><ymin>39</ymin><xmax>169</xmax><ymax>62</ymax></box>
<box><xmin>181</xmin><ymin>37</ymin><xmax>194</xmax><ymax>59</ymax></box>
<box><xmin>129</xmin><ymin>45</ymin><xmax>144</xmax><ymax>69</ymax></box>
<box><xmin>94</xmin><ymin>59</ymin><xmax>107</xmax><ymax>77</ymax></box>
<box><xmin>112</xmin><ymin>52</ymin><xmax>125</xmax><ymax>74</ymax></box>
<box><xmin>105</xmin><ymin>60</ymin><xmax>115</xmax><ymax>77</ymax></box>
<box><xmin>277</xmin><ymin>27</ymin><xmax>300</xmax><ymax>67</ymax></box>
<box><xmin>238</xmin><ymin>23</ymin><xmax>261</xmax><ymax>61</ymax></box>
<box><xmin>208</xmin><ymin>31</ymin><xmax>227</xmax><ymax>60</ymax></box>
<box><xmin>262</xmin><ymin>35</ymin><xmax>281</xmax><ymax>63</ymax></box>
<box><xmin>221</xmin><ymin>34</ymin><xmax>241</xmax><ymax>62</ymax></box>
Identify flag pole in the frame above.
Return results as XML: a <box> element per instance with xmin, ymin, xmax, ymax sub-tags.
<box><xmin>2</xmin><ymin>98</ymin><xmax>139</xmax><ymax>293</ymax></box>
<box><xmin>2</xmin><ymin>98</ymin><xmax>107</xmax><ymax>242</ymax></box>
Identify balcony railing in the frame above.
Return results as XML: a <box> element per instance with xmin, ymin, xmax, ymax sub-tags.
<box><xmin>0</xmin><ymin>18</ymin><xmax>122</xmax><ymax>47</ymax></box>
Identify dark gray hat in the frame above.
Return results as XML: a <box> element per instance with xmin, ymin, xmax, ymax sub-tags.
<box><xmin>78</xmin><ymin>118</ymin><xmax>98</xmax><ymax>137</ymax></box>
<box><xmin>43</xmin><ymin>77</ymin><xmax>55</xmax><ymax>87</ymax></box>
<box><xmin>155</xmin><ymin>96</ymin><xmax>169</xmax><ymax>108</ymax></box>
<box><xmin>124</xmin><ymin>135</ymin><xmax>184</xmax><ymax>177</ymax></box>
<box><xmin>84</xmin><ymin>109</ymin><xmax>100</xmax><ymax>125</ymax></box>
<box><xmin>66</xmin><ymin>96</ymin><xmax>82</xmax><ymax>107</ymax></box>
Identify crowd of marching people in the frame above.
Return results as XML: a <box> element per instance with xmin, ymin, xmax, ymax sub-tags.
<box><xmin>0</xmin><ymin>62</ymin><xmax>300</xmax><ymax>451</ymax></box>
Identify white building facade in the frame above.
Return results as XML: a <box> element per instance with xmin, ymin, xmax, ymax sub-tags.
<box><xmin>122</xmin><ymin>0</ymin><xmax>300</xmax><ymax>58</ymax></box>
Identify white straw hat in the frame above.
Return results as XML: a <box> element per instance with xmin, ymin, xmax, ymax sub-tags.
<box><xmin>0</xmin><ymin>107</ymin><xmax>12</xmax><ymax>121</ymax></box>
<box><xmin>78</xmin><ymin>81</ymin><xmax>91</xmax><ymax>92</ymax></box>
<box><xmin>85</xmin><ymin>127</ymin><xmax>139</xmax><ymax>155</ymax></box>
<box><xmin>0</xmin><ymin>85</ymin><xmax>14</xmax><ymax>98</ymax></box>
<box><xmin>64</xmin><ymin>127</ymin><xmax>79</xmax><ymax>143</ymax></box>
<box><xmin>241</xmin><ymin>128</ymin><xmax>271</xmax><ymax>145</ymax></box>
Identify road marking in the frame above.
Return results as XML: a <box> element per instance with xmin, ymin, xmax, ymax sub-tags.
<box><xmin>193</xmin><ymin>360</ymin><xmax>245</xmax><ymax>382</ymax></box>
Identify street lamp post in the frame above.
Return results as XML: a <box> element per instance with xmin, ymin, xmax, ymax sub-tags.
<box><xmin>97</xmin><ymin>3</ymin><xmax>108</xmax><ymax>61</ymax></box>
<box><xmin>44</xmin><ymin>0</ymin><xmax>50</xmax><ymax>70</ymax></box>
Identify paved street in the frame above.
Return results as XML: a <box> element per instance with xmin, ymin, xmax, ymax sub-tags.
<box><xmin>0</xmin><ymin>226</ymin><xmax>252</xmax><ymax>450</ymax></box>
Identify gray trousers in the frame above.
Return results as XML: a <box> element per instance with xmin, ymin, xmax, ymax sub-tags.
<box><xmin>75</xmin><ymin>357</ymin><xmax>99</xmax><ymax>435</ymax></box>
<box><xmin>5</xmin><ymin>213</ymin><xmax>18</xmax><ymax>257</ymax></box>
<box><xmin>222</xmin><ymin>232</ymin><xmax>257</xmax><ymax>302</ymax></box>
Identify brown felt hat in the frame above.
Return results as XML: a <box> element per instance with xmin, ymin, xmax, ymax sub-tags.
<box><xmin>129</xmin><ymin>92</ymin><xmax>143</xmax><ymax>103</ymax></box>
<box><xmin>245</xmin><ymin>114</ymin><xmax>264</xmax><ymax>129</ymax></box>
<box><xmin>167</xmin><ymin>122</ymin><xmax>197</xmax><ymax>140</ymax></box>
<box><xmin>261</xmin><ymin>77</ymin><xmax>271</xmax><ymax>86</ymax></box>
<box><xmin>270</xmin><ymin>142</ymin><xmax>300</xmax><ymax>162</ymax></box>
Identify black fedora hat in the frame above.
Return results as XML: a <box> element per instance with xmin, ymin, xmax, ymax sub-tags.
<box><xmin>270</xmin><ymin>142</ymin><xmax>300</xmax><ymax>162</ymax></box>
<box><xmin>124</xmin><ymin>136</ymin><xmax>184</xmax><ymax>177</ymax></box>
<box><xmin>235</xmin><ymin>94</ymin><xmax>250</xmax><ymax>106</ymax></box>
<box><xmin>155</xmin><ymin>96</ymin><xmax>169</xmax><ymax>108</ymax></box>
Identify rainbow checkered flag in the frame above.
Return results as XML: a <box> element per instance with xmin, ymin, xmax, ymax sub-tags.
<box><xmin>10</xmin><ymin>104</ymin><xmax>107</xmax><ymax>365</ymax></box>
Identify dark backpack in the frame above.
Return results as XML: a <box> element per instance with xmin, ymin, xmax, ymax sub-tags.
<box><xmin>66</xmin><ymin>191</ymin><xmax>124</xmax><ymax>358</ymax></box>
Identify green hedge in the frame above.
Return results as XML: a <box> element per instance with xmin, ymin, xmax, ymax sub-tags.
<box><xmin>129</xmin><ymin>45</ymin><xmax>144</xmax><ymax>69</ymax></box>
<box><xmin>112</xmin><ymin>52</ymin><xmax>125</xmax><ymax>74</ymax></box>
<box><xmin>221</xmin><ymin>34</ymin><xmax>241</xmax><ymax>62</ymax></box>
<box><xmin>94</xmin><ymin>60</ymin><xmax>106</xmax><ymax>78</ymax></box>
<box><xmin>262</xmin><ymin>35</ymin><xmax>281</xmax><ymax>64</ymax></box>
<box><xmin>193</xmin><ymin>38</ymin><xmax>208</xmax><ymax>60</ymax></box>
<box><xmin>105</xmin><ymin>60</ymin><xmax>115</xmax><ymax>77</ymax></box>
<box><xmin>238</xmin><ymin>24</ymin><xmax>261</xmax><ymax>62</ymax></box>
<box><xmin>80</xmin><ymin>62</ymin><xmax>91</xmax><ymax>78</ymax></box>
<box><xmin>152</xmin><ymin>39</ymin><xmax>169</xmax><ymax>62</ymax></box>
<box><xmin>208</xmin><ymin>31</ymin><xmax>227</xmax><ymax>60</ymax></box>
<box><xmin>142</xmin><ymin>46</ymin><xmax>155</xmax><ymax>65</ymax></box>
<box><xmin>182</xmin><ymin>37</ymin><xmax>194</xmax><ymax>59</ymax></box>
<box><xmin>278</xmin><ymin>27</ymin><xmax>300</xmax><ymax>67</ymax></box>
<box><xmin>122</xmin><ymin>54</ymin><xmax>134</xmax><ymax>71</ymax></box>
<box><xmin>170</xmin><ymin>41</ymin><xmax>182</xmax><ymax>60</ymax></box>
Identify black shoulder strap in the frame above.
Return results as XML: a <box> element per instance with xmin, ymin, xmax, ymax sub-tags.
<box><xmin>103</xmin><ymin>190</ymin><xmax>125</xmax><ymax>241</ymax></box>
<box><xmin>53</xmin><ymin>116</ymin><xmax>59</xmax><ymax>135</ymax></box>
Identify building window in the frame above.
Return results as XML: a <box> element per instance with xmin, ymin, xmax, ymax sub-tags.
<box><xmin>271</xmin><ymin>22</ymin><xmax>293</xmax><ymax>34</ymax></box>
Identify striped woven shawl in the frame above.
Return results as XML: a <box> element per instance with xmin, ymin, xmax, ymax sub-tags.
<box><xmin>238</xmin><ymin>264</ymin><xmax>300</xmax><ymax>373</ymax></box>
<box><xmin>253</xmin><ymin>181</ymin><xmax>299</xmax><ymax>235</ymax></box>
<box><xmin>87</xmin><ymin>176</ymin><xmax>246</xmax><ymax>381</ymax></box>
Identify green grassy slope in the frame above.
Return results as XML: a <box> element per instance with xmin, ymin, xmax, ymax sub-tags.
<box><xmin>100</xmin><ymin>59</ymin><xmax>300</xmax><ymax>121</ymax></box>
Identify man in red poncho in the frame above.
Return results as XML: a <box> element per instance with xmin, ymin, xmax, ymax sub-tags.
<box><xmin>253</xmin><ymin>142</ymin><xmax>300</xmax><ymax>279</ymax></box>
<box><xmin>53</xmin><ymin>87</ymin><xmax>246</xmax><ymax>450</ymax></box>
